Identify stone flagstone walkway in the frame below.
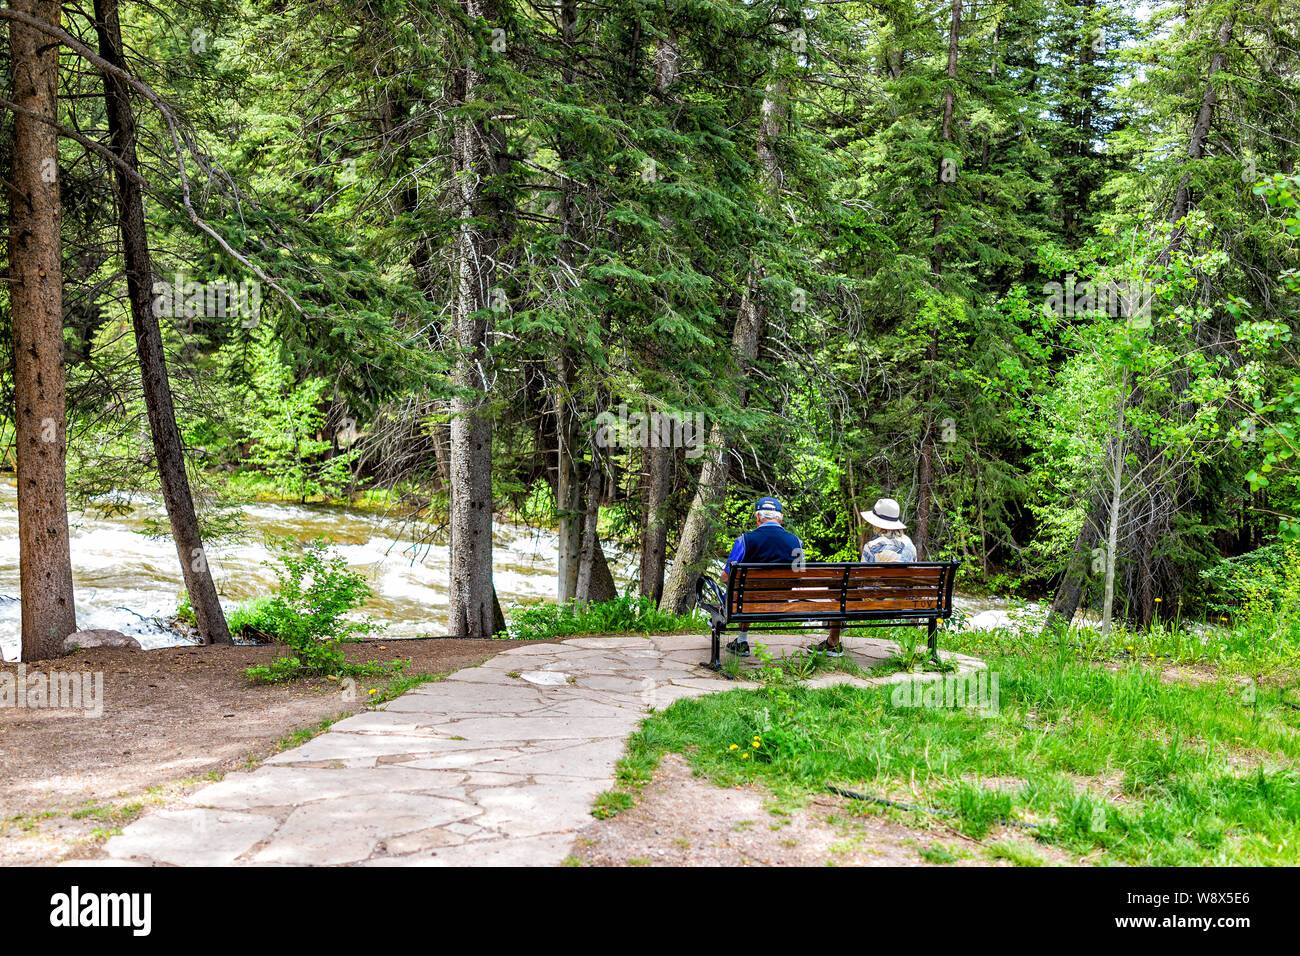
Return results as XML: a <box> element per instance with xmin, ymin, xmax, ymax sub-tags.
<box><xmin>99</xmin><ymin>634</ymin><xmax>982</xmax><ymax>866</ymax></box>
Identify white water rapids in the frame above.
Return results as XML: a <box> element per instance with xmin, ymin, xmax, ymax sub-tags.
<box><xmin>0</xmin><ymin>481</ymin><xmax>1045</xmax><ymax>660</ymax></box>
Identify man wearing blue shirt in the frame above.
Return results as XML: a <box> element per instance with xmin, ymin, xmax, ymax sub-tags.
<box><xmin>720</xmin><ymin>497</ymin><xmax>804</xmax><ymax>657</ymax></box>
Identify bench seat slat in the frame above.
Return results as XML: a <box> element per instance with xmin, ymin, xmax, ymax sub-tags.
<box><xmin>739</xmin><ymin>577</ymin><xmax>944</xmax><ymax>590</ymax></box>
<box><xmin>737</xmin><ymin>585</ymin><xmax>944</xmax><ymax>600</ymax></box>
<box><xmin>738</xmin><ymin>598</ymin><xmax>943</xmax><ymax>614</ymax></box>
<box><xmin>743</xmin><ymin>572</ymin><xmax>946</xmax><ymax>587</ymax></box>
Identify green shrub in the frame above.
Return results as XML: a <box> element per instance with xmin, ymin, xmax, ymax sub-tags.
<box><xmin>1200</xmin><ymin>541</ymin><xmax>1300</xmax><ymax>615</ymax></box>
<box><xmin>243</xmin><ymin>538</ymin><xmax>397</xmax><ymax>683</ymax></box>
<box><xmin>173</xmin><ymin>593</ymin><xmax>197</xmax><ymax>626</ymax></box>
<box><xmin>226</xmin><ymin>597</ymin><xmax>283</xmax><ymax>642</ymax></box>
<box><xmin>505</xmin><ymin>594</ymin><xmax>703</xmax><ymax>641</ymax></box>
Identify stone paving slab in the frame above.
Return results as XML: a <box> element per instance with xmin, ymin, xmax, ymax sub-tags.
<box><xmin>102</xmin><ymin>633</ymin><xmax>981</xmax><ymax>866</ymax></box>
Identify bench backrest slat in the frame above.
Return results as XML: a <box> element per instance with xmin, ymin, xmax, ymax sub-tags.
<box><xmin>727</xmin><ymin>561</ymin><xmax>958</xmax><ymax>622</ymax></box>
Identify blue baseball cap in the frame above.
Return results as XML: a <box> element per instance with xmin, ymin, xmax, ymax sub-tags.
<box><xmin>754</xmin><ymin>496</ymin><xmax>783</xmax><ymax>514</ymax></box>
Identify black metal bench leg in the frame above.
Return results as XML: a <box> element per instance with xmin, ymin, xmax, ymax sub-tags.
<box><xmin>927</xmin><ymin>618</ymin><xmax>939</xmax><ymax>663</ymax></box>
<box><xmin>703</xmin><ymin>626</ymin><xmax>722</xmax><ymax>671</ymax></box>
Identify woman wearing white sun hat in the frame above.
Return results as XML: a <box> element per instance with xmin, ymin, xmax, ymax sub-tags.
<box><xmin>810</xmin><ymin>497</ymin><xmax>919</xmax><ymax>659</ymax></box>
<box><xmin>860</xmin><ymin>497</ymin><xmax>917</xmax><ymax>563</ymax></box>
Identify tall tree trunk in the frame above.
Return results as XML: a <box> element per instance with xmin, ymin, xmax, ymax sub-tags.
<box><xmin>551</xmin><ymin>0</ymin><xmax>587</xmax><ymax>604</ymax></box>
<box><xmin>638</xmin><ymin>33</ymin><xmax>678</xmax><ymax>604</ymax></box>
<box><xmin>929</xmin><ymin>0</ymin><xmax>961</xmax><ymax>277</ymax></box>
<box><xmin>575</xmin><ymin>444</ymin><xmax>603</xmax><ymax>602</ymax></box>
<box><xmin>1042</xmin><ymin>492</ymin><xmax>1109</xmax><ymax>636</ymax></box>
<box><xmin>639</xmin><ymin>417</ymin><xmax>671</xmax><ymax>603</ymax></box>
<box><xmin>1100</xmin><ymin>427</ymin><xmax>1126</xmax><ymax>635</ymax></box>
<box><xmin>660</xmin><ymin>284</ymin><xmax>766</xmax><ymax>614</ymax></box>
<box><xmin>659</xmin><ymin>72</ymin><xmax>788</xmax><ymax>614</ymax></box>
<box><xmin>9</xmin><ymin>0</ymin><xmax>77</xmax><ymax>660</ymax></box>
<box><xmin>93</xmin><ymin>0</ymin><xmax>232</xmax><ymax>645</ymax></box>
<box><xmin>913</xmin><ymin>0</ymin><xmax>962</xmax><ymax>561</ymax></box>
<box><xmin>554</xmin><ymin>353</ymin><xmax>583</xmax><ymax>602</ymax></box>
<box><xmin>913</xmin><ymin>420</ymin><xmax>936</xmax><ymax>559</ymax></box>
<box><xmin>1163</xmin><ymin>15</ymin><xmax>1234</xmax><ymax>260</ymax></box>
<box><xmin>447</xmin><ymin>0</ymin><xmax>506</xmax><ymax>637</ymax></box>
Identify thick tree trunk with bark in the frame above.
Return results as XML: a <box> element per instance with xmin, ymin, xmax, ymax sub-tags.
<box><xmin>1042</xmin><ymin>492</ymin><xmax>1109</xmax><ymax>636</ymax></box>
<box><xmin>659</xmin><ymin>71</ymin><xmax>788</xmax><ymax>614</ymax></box>
<box><xmin>913</xmin><ymin>419</ymin><xmax>936</xmax><ymax>559</ymax></box>
<box><xmin>9</xmin><ymin>0</ymin><xmax>78</xmax><ymax>660</ymax></box>
<box><xmin>660</xmin><ymin>287</ymin><xmax>766</xmax><ymax>614</ymax></box>
<box><xmin>447</xmin><ymin>0</ymin><xmax>507</xmax><ymax>637</ymax></box>
<box><xmin>575</xmin><ymin>444</ymin><xmax>603</xmax><ymax>602</ymax></box>
<box><xmin>551</xmin><ymin>0</ymin><xmax>590</xmax><ymax>604</ymax></box>
<box><xmin>639</xmin><ymin>425</ymin><xmax>671</xmax><ymax>603</ymax></box>
<box><xmin>554</xmin><ymin>353</ymin><xmax>583</xmax><ymax>602</ymax></box>
<box><xmin>638</xmin><ymin>33</ymin><xmax>679</xmax><ymax>604</ymax></box>
<box><xmin>93</xmin><ymin>0</ymin><xmax>232</xmax><ymax>645</ymax></box>
<box><xmin>660</xmin><ymin>424</ymin><xmax>727</xmax><ymax>613</ymax></box>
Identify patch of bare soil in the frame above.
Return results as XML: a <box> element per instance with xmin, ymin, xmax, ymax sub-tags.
<box><xmin>571</xmin><ymin>754</ymin><xmax>1080</xmax><ymax>867</ymax></box>
<box><xmin>0</xmin><ymin>638</ymin><xmax>531</xmax><ymax>865</ymax></box>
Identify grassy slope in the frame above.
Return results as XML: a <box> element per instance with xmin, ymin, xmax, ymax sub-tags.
<box><xmin>613</xmin><ymin>625</ymin><xmax>1300</xmax><ymax>866</ymax></box>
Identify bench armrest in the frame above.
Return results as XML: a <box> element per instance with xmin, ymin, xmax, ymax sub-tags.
<box><xmin>695</xmin><ymin>574</ymin><xmax>727</xmax><ymax>624</ymax></box>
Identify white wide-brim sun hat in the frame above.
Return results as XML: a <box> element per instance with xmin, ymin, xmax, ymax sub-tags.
<box><xmin>861</xmin><ymin>497</ymin><xmax>907</xmax><ymax>530</ymax></box>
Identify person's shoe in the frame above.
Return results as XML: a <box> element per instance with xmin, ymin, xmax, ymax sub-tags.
<box><xmin>726</xmin><ymin>638</ymin><xmax>751</xmax><ymax>657</ymax></box>
<box><xmin>809</xmin><ymin>639</ymin><xmax>844</xmax><ymax>658</ymax></box>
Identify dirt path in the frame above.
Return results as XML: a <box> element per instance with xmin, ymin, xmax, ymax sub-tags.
<box><xmin>0</xmin><ymin>639</ymin><xmax>529</xmax><ymax>865</ymax></box>
<box><xmin>572</xmin><ymin>753</ymin><xmax>1077</xmax><ymax>867</ymax></box>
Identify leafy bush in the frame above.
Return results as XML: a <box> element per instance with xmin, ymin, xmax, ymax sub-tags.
<box><xmin>173</xmin><ymin>593</ymin><xmax>196</xmax><ymax>626</ymax></box>
<box><xmin>220</xmin><ymin>325</ymin><xmax>358</xmax><ymax>502</ymax></box>
<box><xmin>244</xmin><ymin>538</ymin><xmax>396</xmax><ymax>683</ymax></box>
<box><xmin>505</xmin><ymin>594</ymin><xmax>702</xmax><ymax>641</ymax></box>
<box><xmin>1200</xmin><ymin>541</ymin><xmax>1300</xmax><ymax>615</ymax></box>
<box><xmin>227</xmin><ymin>597</ymin><xmax>284</xmax><ymax>643</ymax></box>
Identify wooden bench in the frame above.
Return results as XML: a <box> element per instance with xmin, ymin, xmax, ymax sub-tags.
<box><xmin>695</xmin><ymin>561</ymin><xmax>961</xmax><ymax>671</ymax></box>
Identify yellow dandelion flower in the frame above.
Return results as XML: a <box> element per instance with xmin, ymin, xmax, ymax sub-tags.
<box><xmin>741</xmin><ymin>752</ymin><xmax>750</xmax><ymax>760</ymax></box>
<box><xmin>729</xmin><ymin>744</ymin><xmax>739</xmax><ymax>751</ymax></box>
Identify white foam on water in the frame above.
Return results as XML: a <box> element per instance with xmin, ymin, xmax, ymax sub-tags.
<box><xmin>0</xmin><ymin>482</ymin><xmax>637</xmax><ymax>658</ymax></box>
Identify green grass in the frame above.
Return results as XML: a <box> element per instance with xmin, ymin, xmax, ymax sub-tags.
<box><xmin>942</xmin><ymin>600</ymin><xmax>1300</xmax><ymax>679</ymax></box>
<box><xmin>918</xmin><ymin>843</ymin><xmax>960</xmax><ymax>864</ymax></box>
<box><xmin>502</xmin><ymin>594</ymin><xmax>704</xmax><ymax>641</ymax></box>
<box><xmin>987</xmin><ymin>839</ymin><xmax>1045</xmax><ymax>866</ymax></box>
<box><xmin>591</xmin><ymin>790</ymin><xmax>637</xmax><ymax>820</ymax></box>
<box><xmin>748</xmin><ymin>642</ymin><xmax>871</xmax><ymax>683</ymax></box>
<box><xmin>67</xmin><ymin>801</ymin><xmax>143</xmax><ymax>826</ymax></box>
<box><xmin>620</xmin><ymin>636</ymin><xmax>1300</xmax><ymax>865</ymax></box>
<box><xmin>366</xmin><ymin>671</ymin><xmax>443</xmax><ymax>705</ymax></box>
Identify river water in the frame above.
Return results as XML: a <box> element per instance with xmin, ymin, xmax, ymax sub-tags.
<box><xmin>0</xmin><ymin>481</ymin><xmax>1039</xmax><ymax>660</ymax></box>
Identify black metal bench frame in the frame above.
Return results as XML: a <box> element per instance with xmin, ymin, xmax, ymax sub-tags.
<box><xmin>694</xmin><ymin>560</ymin><xmax>961</xmax><ymax>671</ymax></box>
